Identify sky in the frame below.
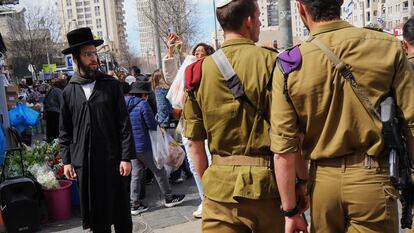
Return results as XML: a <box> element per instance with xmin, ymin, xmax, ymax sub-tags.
<box><xmin>124</xmin><ymin>0</ymin><xmax>216</xmax><ymax>55</ymax></box>
<box><xmin>16</xmin><ymin>0</ymin><xmax>216</xmax><ymax>56</ymax></box>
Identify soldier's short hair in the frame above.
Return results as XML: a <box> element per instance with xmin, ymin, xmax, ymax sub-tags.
<box><xmin>403</xmin><ymin>17</ymin><xmax>414</xmax><ymax>46</ymax></box>
<box><xmin>216</xmin><ymin>0</ymin><xmax>258</xmax><ymax>32</ymax></box>
<box><xmin>299</xmin><ymin>0</ymin><xmax>341</xmax><ymax>22</ymax></box>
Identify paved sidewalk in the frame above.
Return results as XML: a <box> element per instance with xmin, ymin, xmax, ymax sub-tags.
<box><xmin>39</xmin><ymin>177</ymin><xmax>201</xmax><ymax>233</ymax></box>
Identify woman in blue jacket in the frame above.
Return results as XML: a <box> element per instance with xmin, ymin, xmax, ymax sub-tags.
<box><xmin>151</xmin><ymin>69</ymin><xmax>172</xmax><ymax>130</ymax></box>
<box><xmin>126</xmin><ymin>81</ymin><xmax>185</xmax><ymax>215</ymax></box>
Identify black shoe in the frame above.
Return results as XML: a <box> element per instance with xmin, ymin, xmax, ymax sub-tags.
<box><xmin>131</xmin><ymin>203</ymin><xmax>149</xmax><ymax>215</ymax></box>
<box><xmin>164</xmin><ymin>194</ymin><xmax>185</xmax><ymax>208</ymax></box>
<box><xmin>169</xmin><ymin>177</ymin><xmax>184</xmax><ymax>184</ymax></box>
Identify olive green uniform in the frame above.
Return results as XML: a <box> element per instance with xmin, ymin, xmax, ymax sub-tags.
<box><xmin>407</xmin><ymin>53</ymin><xmax>414</xmax><ymax>233</ymax></box>
<box><xmin>408</xmin><ymin>54</ymin><xmax>414</xmax><ymax>64</ymax></box>
<box><xmin>271</xmin><ymin>21</ymin><xmax>414</xmax><ymax>233</ymax></box>
<box><xmin>184</xmin><ymin>38</ymin><xmax>284</xmax><ymax>233</ymax></box>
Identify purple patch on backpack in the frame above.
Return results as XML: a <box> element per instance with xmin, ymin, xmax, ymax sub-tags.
<box><xmin>278</xmin><ymin>46</ymin><xmax>302</xmax><ymax>74</ymax></box>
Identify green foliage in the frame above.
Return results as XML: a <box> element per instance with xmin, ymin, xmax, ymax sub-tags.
<box><xmin>2</xmin><ymin>140</ymin><xmax>60</xmax><ymax>177</ymax></box>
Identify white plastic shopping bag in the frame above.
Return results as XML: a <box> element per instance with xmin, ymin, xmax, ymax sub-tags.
<box><xmin>166</xmin><ymin>55</ymin><xmax>197</xmax><ymax>109</ymax></box>
<box><xmin>148</xmin><ymin>126</ymin><xmax>169</xmax><ymax>169</ymax></box>
<box><xmin>165</xmin><ymin>133</ymin><xmax>185</xmax><ymax>171</ymax></box>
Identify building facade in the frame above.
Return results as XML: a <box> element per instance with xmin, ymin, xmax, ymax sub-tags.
<box><xmin>136</xmin><ymin>0</ymin><xmax>155</xmax><ymax>59</ymax></box>
<box><xmin>56</xmin><ymin>0</ymin><xmax>128</xmax><ymax>66</ymax></box>
<box><xmin>384</xmin><ymin>0</ymin><xmax>413</xmax><ymax>34</ymax></box>
<box><xmin>0</xmin><ymin>5</ymin><xmax>25</xmax><ymax>41</ymax></box>
<box><xmin>340</xmin><ymin>0</ymin><xmax>413</xmax><ymax>35</ymax></box>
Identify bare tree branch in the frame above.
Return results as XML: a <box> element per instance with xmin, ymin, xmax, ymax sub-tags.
<box><xmin>6</xmin><ymin>3</ymin><xmax>60</xmax><ymax>76</ymax></box>
<box><xmin>140</xmin><ymin>0</ymin><xmax>201</xmax><ymax>52</ymax></box>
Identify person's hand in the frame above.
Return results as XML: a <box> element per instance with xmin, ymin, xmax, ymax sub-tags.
<box><xmin>167</xmin><ymin>33</ymin><xmax>178</xmax><ymax>57</ymax></box>
<box><xmin>64</xmin><ymin>164</ymin><xmax>77</xmax><ymax>180</ymax></box>
<box><xmin>120</xmin><ymin>161</ymin><xmax>132</xmax><ymax>176</ymax></box>
<box><xmin>284</xmin><ymin>214</ymin><xmax>309</xmax><ymax>233</ymax></box>
<box><xmin>296</xmin><ymin>183</ymin><xmax>310</xmax><ymax>214</ymax></box>
<box><xmin>160</xmin><ymin>127</ymin><xmax>166</xmax><ymax>135</ymax></box>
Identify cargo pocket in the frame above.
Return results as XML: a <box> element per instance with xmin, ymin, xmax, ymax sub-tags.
<box><xmin>382</xmin><ymin>182</ymin><xmax>399</xmax><ymax>223</ymax></box>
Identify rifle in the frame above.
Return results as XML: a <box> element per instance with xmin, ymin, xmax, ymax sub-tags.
<box><xmin>380</xmin><ymin>96</ymin><xmax>413</xmax><ymax>229</ymax></box>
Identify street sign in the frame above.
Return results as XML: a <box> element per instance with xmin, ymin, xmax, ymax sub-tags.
<box><xmin>65</xmin><ymin>54</ymin><xmax>73</xmax><ymax>68</ymax></box>
<box><xmin>28</xmin><ymin>64</ymin><xmax>34</xmax><ymax>73</ymax></box>
<box><xmin>42</xmin><ymin>64</ymin><xmax>56</xmax><ymax>73</ymax></box>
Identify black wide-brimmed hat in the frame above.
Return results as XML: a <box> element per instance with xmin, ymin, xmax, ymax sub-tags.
<box><xmin>129</xmin><ymin>81</ymin><xmax>152</xmax><ymax>94</ymax></box>
<box><xmin>62</xmin><ymin>27</ymin><xmax>104</xmax><ymax>54</ymax></box>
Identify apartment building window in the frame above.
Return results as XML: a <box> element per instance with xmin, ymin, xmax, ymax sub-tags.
<box><xmin>396</xmin><ymin>4</ymin><xmax>400</xmax><ymax>12</ymax></box>
<box><xmin>388</xmin><ymin>6</ymin><xmax>392</xmax><ymax>14</ymax></box>
<box><xmin>77</xmin><ymin>8</ymin><xmax>83</xmax><ymax>12</ymax></box>
<box><xmin>66</xmin><ymin>0</ymin><xmax>71</xmax><ymax>6</ymax></box>
<box><xmin>403</xmin><ymin>1</ymin><xmax>409</xmax><ymax>12</ymax></box>
<box><xmin>75</xmin><ymin>2</ymin><xmax>82</xmax><ymax>7</ymax></box>
<box><xmin>85</xmin><ymin>13</ymin><xmax>92</xmax><ymax>18</ymax></box>
<box><xmin>94</xmin><ymin>0</ymin><xmax>99</xmax><ymax>3</ymax></box>
<box><xmin>67</xmin><ymin>9</ymin><xmax>73</xmax><ymax>19</ymax></box>
<box><xmin>366</xmin><ymin>0</ymin><xmax>370</xmax><ymax>8</ymax></box>
<box><xmin>86</xmin><ymin>20</ymin><xmax>92</xmax><ymax>25</ymax></box>
<box><xmin>97</xmin><ymin>31</ymin><xmax>103</xmax><ymax>38</ymax></box>
<box><xmin>78</xmin><ymin>14</ymin><xmax>84</xmax><ymax>19</ymax></box>
<box><xmin>84</xmin><ymin>1</ymin><xmax>90</xmax><ymax>6</ymax></box>
<box><xmin>373</xmin><ymin>10</ymin><xmax>377</xmax><ymax>16</ymax></box>
<box><xmin>85</xmin><ymin>7</ymin><xmax>91</xmax><ymax>12</ymax></box>
<box><xmin>366</xmin><ymin>12</ymin><xmax>370</xmax><ymax>22</ymax></box>
<box><xmin>95</xmin><ymin>6</ymin><xmax>100</xmax><ymax>16</ymax></box>
<box><xmin>96</xmin><ymin>18</ymin><xmax>102</xmax><ymax>29</ymax></box>
<box><xmin>79</xmin><ymin>21</ymin><xmax>85</xmax><ymax>26</ymax></box>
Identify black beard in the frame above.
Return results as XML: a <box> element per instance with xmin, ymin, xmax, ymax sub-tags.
<box><xmin>78</xmin><ymin>61</ymin><xmax>101</xmax><ymax>80</ymax></box>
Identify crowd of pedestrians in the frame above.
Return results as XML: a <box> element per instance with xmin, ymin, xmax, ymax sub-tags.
<box><xmin>41</xmin><ymin>0</ymin><xmax>414</xmax><ymax>232</ymax></box>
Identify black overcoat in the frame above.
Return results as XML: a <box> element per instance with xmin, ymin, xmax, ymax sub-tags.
<box><xmin>59</xmin><ymin>74</ymin><xmax>136</xmax><ymax>231</ymax></box>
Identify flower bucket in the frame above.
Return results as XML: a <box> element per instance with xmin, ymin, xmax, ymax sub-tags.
<box><xmin>43</xmin><ymin>180</ymin><xmax>72</xmax><ymax>221</ymax></box>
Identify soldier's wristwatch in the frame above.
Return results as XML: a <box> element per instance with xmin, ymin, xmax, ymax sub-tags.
<box><xmin>296</xmin><ymin>177</ymin><xmax>308</xmax><ymax>185</ymax></box>
<box><xmin>280</xmin><ymin>204</ymin><xmax>299</xmax><ymax>217</ymax></box>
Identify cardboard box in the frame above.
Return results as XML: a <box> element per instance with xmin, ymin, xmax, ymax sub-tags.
<box><xmin>6</xmin><ymin>85</ymin><xmax>18</xmax><ymax>94</ymax></box>
<box><xmin>6</xmin><ymin>92</ymin><xmax>18</xmax><ymax>109</ymax></box>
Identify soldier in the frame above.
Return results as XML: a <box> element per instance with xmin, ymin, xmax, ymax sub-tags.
<box><xmin>183</xmin><ymin>0</ymin><xmax>302</xmax><ymax>232</ymax></box>
<box><xmin>403</xmin><ymin>17</ymin><xmax>414</xmax><ymax>63</ymax></box>
<box><xmin>403</xmin><ymin>16</ymin><xmax>414</xmax><ymax>233</ymax></box>
<box><xmin>271</xmin><ymin>1</ymin><xmax>414</xmax><ymax>233</ymax></box>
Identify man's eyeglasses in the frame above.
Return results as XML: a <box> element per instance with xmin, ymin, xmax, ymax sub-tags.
<box><xmin>81</xmin><ymin>51</ymin><xmax>98</xmax><ymax>58</ymax></box>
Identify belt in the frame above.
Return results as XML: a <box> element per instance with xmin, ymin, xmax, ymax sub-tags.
<box><xmin>315</xmin><ymin>153</ymin><xmax>389</xmax><ymax>168</ymax></box>
<box><xmin>212</xmin><ymin>154</ymin><xmax>274</xmax><ymax>168</ymax></box>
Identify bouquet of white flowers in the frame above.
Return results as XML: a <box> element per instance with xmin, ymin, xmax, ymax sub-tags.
<box><xmin>28</xmin><ymin>163</ymin><xmax>59</xmax><ymax>189</ymax></box>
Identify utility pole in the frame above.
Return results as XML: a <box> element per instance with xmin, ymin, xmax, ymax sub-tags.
<box><xmin>278</xmin><ymin>0</ymin><xmax>293</xmax><ymax>49</ymax></box>
<box><xmin>0</xmin><ymin>74</ymin><xmax>11</xmax><ymax>150</ymax></box>
<box><xmin>213</xmin><ymin>0</ymin><xmax>219</xmax><ymax>49</ymax></box>
<box><xmin>152</xmin><ymin>0</ymin><xmax>162</xmax><ymax>69</ymax></box>
<box><xmin>361</xmin><ymin>0</ymin><xmax>366</xmax><ymax>27</ymax></box>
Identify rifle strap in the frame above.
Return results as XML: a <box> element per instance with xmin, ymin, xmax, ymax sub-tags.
<box><xmin>211</xmin><ymin>49</ymin><xmax>270</xmax><ymax>124</ymax></box>
<box><xmin>306</xmin><ymin>35</ymin><xmax>381</xmax><ymax>121</ymax></box>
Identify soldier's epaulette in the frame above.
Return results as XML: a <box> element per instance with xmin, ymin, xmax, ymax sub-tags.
<box><xmin>277</xmin><ymin>45</ymin><xmax>302</xmax><ymax>75</ymax></box>
<box><xmin>276</xmin><ymin>45</ymin><xmax>302</xmax><ymax>102</ymax></box>
<box><xmin>185</xmin><ymin>58</ymin><xmax>205</xmax><ymax>93</ymax></box>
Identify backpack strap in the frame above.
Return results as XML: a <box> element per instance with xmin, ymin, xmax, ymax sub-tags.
<box><xmin>126</xmin><ymin>98</ymin><xmax>141</xmax><ymax>113</ymax></box>
<box><xmin>211</xmin><ymin>49</ymin><xmax>269</xmax><ymax>124</ymax></box>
